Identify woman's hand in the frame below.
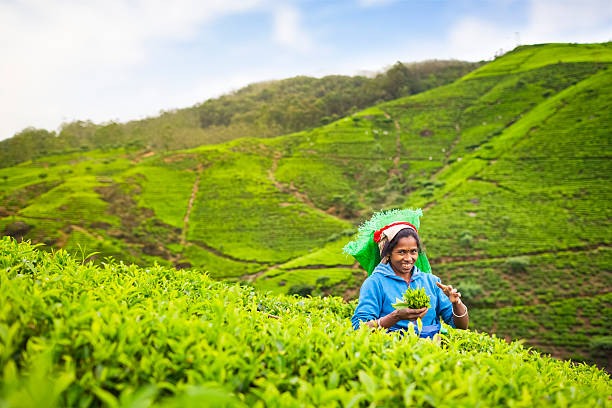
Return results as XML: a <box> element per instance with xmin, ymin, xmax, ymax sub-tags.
<box><xmin>436</xmin><ymin>281</ymin><xmax>461</xmax><ymax>304</ymax></box>
<box><xmin>394</xmin><ymin>307</ymin><xmax>428</xmax><ymax>321</ymax></box>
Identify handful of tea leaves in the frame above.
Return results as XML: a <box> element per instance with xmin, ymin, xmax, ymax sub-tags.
<box><xmin>392</xmin><ymin>286</ymin><xmax>431</xmax><ymax>309</ymax></box>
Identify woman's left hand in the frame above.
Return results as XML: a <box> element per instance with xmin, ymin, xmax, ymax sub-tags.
<box><xmin>436</xmin><ymin>281</ymin><xmax>461</xmax><ymax>304</ymax></box>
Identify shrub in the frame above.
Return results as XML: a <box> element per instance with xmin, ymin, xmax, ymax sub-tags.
<box><xmin>590</xmin><ymin>336</ymin><xmax>612</xmax><ymax>356</ymax></box>
<box><xmin>315</xmin><ymin>276</ymin><xmax>330</xmax><ymax>288</ymax></box>
<box><xmin>287</xmin><ymin>283</ymin><xmax>314</xmax><ymax>297</ymax></box>
<box><xmin>458</xmin><ymin>281</ymin><xmax>484</xmax><ymax>305</ymax></box>
<box><xmin>458</xmin><ymin>231</ymin><xmax>473</xmax><ymax>248</ymax></box>
<box><xmin>505</xmin><ymin>256</ymin><xmax>530</xmax><ymax>273</ymax></box>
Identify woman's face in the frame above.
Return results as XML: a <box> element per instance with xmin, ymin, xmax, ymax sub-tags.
<box><xmin>389</xmin><ymin>236</ymin><xmax>419</xmax><ymax>276</ymax></box>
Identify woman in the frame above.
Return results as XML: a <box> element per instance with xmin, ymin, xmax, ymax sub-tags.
<box><xmin>344</xmin><ymin>209</ymin><xmax>468</xmax><ymax>336</ymax></box>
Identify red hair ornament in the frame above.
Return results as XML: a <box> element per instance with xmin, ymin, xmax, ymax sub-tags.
<box><xmin>373</xmin><ymin>222</ymin><xmax>418</xmax><ymax>243</ymax></box>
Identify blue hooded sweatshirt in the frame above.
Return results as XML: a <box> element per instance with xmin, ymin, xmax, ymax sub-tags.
<box><xmin>351</xmin><ymin>262</ymin><xmax>455</xmax><ymax>335</ymax></box>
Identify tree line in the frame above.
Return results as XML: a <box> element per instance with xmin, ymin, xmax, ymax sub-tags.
<box><xmin>0</xmin><ymin>60</ymin><xmax>483</xmax><ymax>167</ymax></box>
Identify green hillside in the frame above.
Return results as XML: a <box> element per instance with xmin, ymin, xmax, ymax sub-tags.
<box><xmin>1</xmin><ymin>238</ymin><xmax>610</xmax><ymax>407</ymax></box>
<box><xmin>1</xmin><ymin>42</ymin><xmax>611</xmax><ymax>369</ymax></box>
<box><xmin>0</xmin><ymin>60</ymin><xmax>481</xmax><ymax>168</ymax></box>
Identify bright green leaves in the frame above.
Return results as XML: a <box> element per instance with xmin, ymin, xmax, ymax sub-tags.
<box><xmin>392</xmin><ymin>286</ymin><xmax>431</xmax><ymax>309</ymax></box>
<box><xmin>0</xmin><ymin>238</ymin><xmax>610</xmax><ymax>407</ymax></box>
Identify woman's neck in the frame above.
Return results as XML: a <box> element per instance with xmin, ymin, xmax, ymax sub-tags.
<box><xmin>392</xmin><ymin>265</ymin><xmax>412</xmax><ymax>283</ymax></box>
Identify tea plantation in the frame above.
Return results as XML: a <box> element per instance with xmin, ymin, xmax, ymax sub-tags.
<box><xmin>1</xmin><ymin>42</ymin><xmax>611</xmax><ymax>369</ymax></box>
<box><xmin>1</xmin><ymin>238</ymin><xmax>611</xmax><ymax>407</ymax></box>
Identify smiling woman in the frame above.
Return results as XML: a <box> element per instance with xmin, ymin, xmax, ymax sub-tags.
<box><xmin>344</xmin><ymin>208</ymin><xmax>468</xmax><ymax>336</ymax></box>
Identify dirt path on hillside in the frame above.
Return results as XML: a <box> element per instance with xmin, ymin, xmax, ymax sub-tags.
<box><xmin>241</xmin><ymin>264</ymin><xmax>278</xmax><ymax>282</ymax></box>
<box><xmin>181</xmin><ymin>163</ymin><xmax>203</xmax><ymax>246</ymax></box>
<box><xmin>266</xmin><ymin>151</ymin><xmax>347</xmax><ymax>220</ymax></box>
<box><xmin>177</xmin><ymin>162</ymin><xmax>269</xmax><ymax>266</ymax></box>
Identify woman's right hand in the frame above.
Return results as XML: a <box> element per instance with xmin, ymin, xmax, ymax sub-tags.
<box><xmin>394</xmin><ymin>307</ymin><xmax>428</xmax><ymax>321</ymax></box>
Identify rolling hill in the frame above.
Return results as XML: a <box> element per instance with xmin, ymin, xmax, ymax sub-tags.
<box><xmin>0</xmin><ymin>60</ymin><xmax>481</xmax><ymax>168</ymax></box>
<box><xmin>1</xmin><ymin>42</ymin><xmax>611</xmax><ymax>369</ymax></box>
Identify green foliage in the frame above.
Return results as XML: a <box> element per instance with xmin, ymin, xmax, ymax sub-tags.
<box><xmin>181</xmin><ymin>244</ymin><xmax>264</xmax><ymax>279</ymax></box>
<box><xmin>392</xmin><ymin>286</ymin><xmax>431</xmax><ymax>309</ymax></box>
<box><xmin>0</xmin><ymin>239</ymin><xmax>610</xmax><ymax>407</ymax></box>
<box><xmin>590</xmin><ymin>336</ymin><xmax>612</xmax><ymax>357</ymax></box>
<box><xmin>287</xmin><ymin>283</ymin><xmax>315</xmax><ymax>297</ymax></box>
<box><xmin>253</xmin><ymin>267</ymin><xmax>356</xmax><ymax>295</ymax></box>
<box><xmin>19</xmin><ymin>176</ymin><xmax>119</xmax><ymax>226</ymax></box>
<box><xmin>505</xmin><ymin>256</ymin><xmax>530</xmax><ymax>273</ymax></box>
<box><xmin>458</xmin><ymin>230</ymin><xmax>473</xmax><ymax>248</ymax></box>
<box><xmin>457</xmin><ymin>281</ymin><xmax>484</xmax><ymax>306</ymax></box>
<box><xmin>278</xmin><ymin>238</ymin><xmax>354</xmax><ymax>270</ymax></box>
<box><xmin>464</xmin><ymin>42</ymin><xmax>612</xmax><ymax>79</ymax></box>
<box><xmin>121</xmin><ymin>164</ymin><xmax>196</xmax><ymax>229</ymax></box>
<box><xmin>187</xmin><ymin>150</ymin><xmax>351</xmax><ymax>263</ymax></box>
<box><xmin>470</xmin><ymin>293</ymin><xmax>612</xmax><ymax>366</ymax></box>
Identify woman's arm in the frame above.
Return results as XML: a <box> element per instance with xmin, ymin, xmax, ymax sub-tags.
<box><xmin>351</xmin><ymin>277</ymin><xmax>383</xmax><ymax>330</ymax></box>
<box><xmin>450</xmin><ymin>299</ymin><xmax>468</xmax><ymax>329</ymax></box>
<box><xmin>363</xmin><ymin>307</ymin><xmax>428</xmax><ymax>329</ymax></box>
<box><xmin>436</xmin><ymin>282</ymin><xmax>469</xmax><ymax>329</ymax></box>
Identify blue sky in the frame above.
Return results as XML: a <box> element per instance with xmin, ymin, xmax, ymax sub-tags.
<box><xmin>1</xmin><ymin>0</ymin><xmax>611</xmax><ymax>141</ymax></box>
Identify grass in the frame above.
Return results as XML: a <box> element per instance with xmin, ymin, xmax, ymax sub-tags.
<box><xmin>187</xmin><ymin>149</ymin><xmax>351</xmax><ymax>263</ymax></box>
<box><xmin>277</xmin><ymin>237</ymin><xmax>355</xmax><ymax>270</ymax></box>
<box><xmin>19</xmin><ymin>176</ymin><xmax>119</xmax><ymax>226</ymax></box>
<box><xmin>180</xmin><ymin>243</ymin><xmax>264</xmax><ymax>279</ymax></box>
<box><xmin>464</xmin><ymin>42</ymin><xmax>612</xmax><ymax>79</ymax></box>
<box><xmin>252</xmin><ymin>267</ymin><xmax>357</xmax><ymax>294</ymax></box>
<box><xmin>121</xmin><ymin>165</ymin><xmax>196</xmax><ymax>229</ymax></box>
<box><xmin>414</xmin><ymin>66</ymin><xmax>612</xmax><ymax>258</ymax></box>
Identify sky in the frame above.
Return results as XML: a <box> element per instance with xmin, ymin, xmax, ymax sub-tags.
<box><xmin>1</xmin><ymin>0</ymin><xmax>611</xmax><ymax>141</ymax></box>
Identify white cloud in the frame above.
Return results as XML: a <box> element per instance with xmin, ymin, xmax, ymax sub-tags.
<box><xmin>358</xmin><ymin>0</ymin><xmax>397</xmax><ymax>7</ymax></box>
<box><xmin>446</xmin><ymin>0</ymin><xmax>612</xmax><ymax>61</ymax></box>
<box><xmin>272</xmin><ymin>4</ymin><xmax>314</xmax><ymax>52</ymax></box>
<box><xmin>524</xmin><ymin>0</ymin><xmax>612</xmax><ymax>43</ymax></box>
<box><xmin>448</xmin><ymin>17</ymin><xmax>519</xmax><ymax>61</ymax></box>
<box><xmin>0</xmin><ymin>0</ymin><xmax>262</xmax><ymax>139</ymax></box>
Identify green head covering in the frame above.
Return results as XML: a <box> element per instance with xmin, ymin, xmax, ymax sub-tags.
<box><xmin>343</xmin><ymin>208</ymin><xmax>432</xmax><ymax>275</ymax></box>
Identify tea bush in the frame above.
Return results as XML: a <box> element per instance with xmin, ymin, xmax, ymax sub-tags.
<box><xmin>1</xmin><ymin>238</ymin><xmax>610</xmax><ymax>407</ymax></box>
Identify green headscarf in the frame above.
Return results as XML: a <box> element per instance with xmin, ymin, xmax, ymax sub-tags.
<box><xmin>343</xmin><ymin>208</ymin><xmax>432</xmax><ymax>275</ymax></box>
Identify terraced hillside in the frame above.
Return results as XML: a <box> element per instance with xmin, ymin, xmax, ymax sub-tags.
<box><xmin>1</xmin><ymin>42</ymin><xmax>611</xmax><ymax>369</ymax></box>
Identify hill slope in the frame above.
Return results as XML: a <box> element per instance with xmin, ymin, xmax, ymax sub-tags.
<box><xmin>1</xmin><ymin>238</ymin><xmax>610</xmax><ymax>407</ymax></box>
<box><xmin>0</xmin><ymin>60</ymin><xmax>481</xmax><ymax>168</ymax></box>
<box><xmin>1</xmin><ymin>42</ymin><xmax>611</xmax><ymax>369</ymax></box>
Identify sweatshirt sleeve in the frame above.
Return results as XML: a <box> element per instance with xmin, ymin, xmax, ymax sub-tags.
<box><xmin>351</xmin><ymin>276</ymin><xmax>383</xmax><ymax>330</ymax></box>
